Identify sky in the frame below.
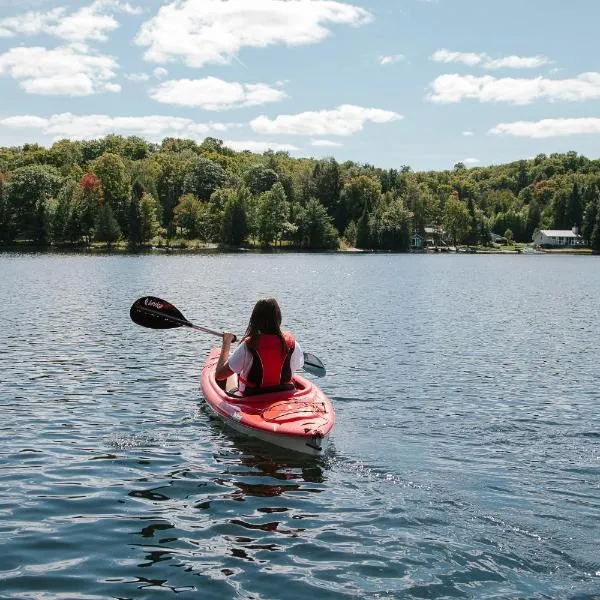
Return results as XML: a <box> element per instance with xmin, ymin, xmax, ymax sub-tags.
<box><xmin>0</xmin><ymin>0</ymin><xmax>599</xmax><ymax>171</ymax></box>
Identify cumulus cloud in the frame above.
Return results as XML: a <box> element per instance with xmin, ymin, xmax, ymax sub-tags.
<box><xmin>136</xmin><ymin>0</ymin><xmax>372</xmax><ymax>67</ymax></box>
<box><xmin>251</xmin><ymin>105</ymin><xmax>402</xmax><ymax>136</ymax></box>
<box><xmin>224</xmin><ymin>140</ymin><xmax>299</xmax><ymax>153</ymax></box>
<box><xmin>462</xmin><ymin>157</ymin><xmax>480</xmax><ymax>165</ymax></box>
<box><xmin>150</xmin><ymin>77</ymin><xmax>286</xmax><ymax>110</ymax></box>
<box><xmin>462</xmin><ymin>130</ymin><xmax>474</xmax><ymax>136</ymax></box>
<box><xmin>0</xmin><ymin>0</ymin><xmax>142</xmax><ymax>43</ymax></box>
<box><xmin>0</xmin><ymin>46</ymin><xmax>119</xmax><ymax>95</ymax></box>
<box><xmin>489</xmin><ymin>118</ymin><xmax>600</xmax><ymax>138</ymax></box>
<box><xmin>427</xmin><ymin>72</ymin><xmax>600</xmax><ymax>104</ymax></box>
<box><xmin>379</xmin><ymin>54</ymin><xmax>404</xmax><ymax>66</ymax></box>
<box><xmin>0</xmin><ymin>112</ymin><xmax>239</xmax><ymax>140</ymax></box>
<box><xmin>431</xmin><ymin>49</ymin><xmax>551</xmax><ymax>69</ymax></box>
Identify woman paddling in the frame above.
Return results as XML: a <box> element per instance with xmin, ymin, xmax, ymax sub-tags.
<box><xmin>215</xmin><ymin>298</ymin><xmax>304</xmax><ymax>395</ymax></box>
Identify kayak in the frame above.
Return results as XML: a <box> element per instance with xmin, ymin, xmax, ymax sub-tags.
<box><xmin>200</xmin><ymin>348</ymin><xmax>335</xmax><ymax>456</ymax></box>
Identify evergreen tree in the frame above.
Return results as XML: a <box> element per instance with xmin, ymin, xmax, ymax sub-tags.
<box><xmin>356</xmin><ymin>203</ymin><xmax>371</xmax><ymax>249</ymax></box>
<box><xmin>591</xmin><ymin>211</ymin><xmax>600</xmax><ymax>253</ymax></box>
<box><xmin>221</xmin><ymin>187</ymin><xmax>249</xmax><ymax>246</ymax></box>
<box><xmin>94</xmin><ymin>202</ymin><xmax>121</xmax><ymax>245</ymax></box>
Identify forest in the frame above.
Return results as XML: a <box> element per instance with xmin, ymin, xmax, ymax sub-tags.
<box><xmin>1</xmin><ymin>135</ymin><xmax>600</xmax><ymax>252</ymax></box>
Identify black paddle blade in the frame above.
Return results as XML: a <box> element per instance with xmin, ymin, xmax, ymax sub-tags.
<box><xmin>130</xmin><ymin>296</ymin><xmax>189</xmax><ymax>329</ymax></box>
<box><xmin>303</xmin><ymin>352</ymin><xmax>326</xmax><ymax>377</ymax></box>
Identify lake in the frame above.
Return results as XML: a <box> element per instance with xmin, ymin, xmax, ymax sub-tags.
<box><xmin>1</xmin><ymin>251</ymin><xmax>599</xmax><ymax>599</ymax></box>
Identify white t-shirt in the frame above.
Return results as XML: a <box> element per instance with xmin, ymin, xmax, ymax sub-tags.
<box><xmin>228</xmin><ymin>337</ymin><xmax>304</xmax><ymax>392</ymax></box>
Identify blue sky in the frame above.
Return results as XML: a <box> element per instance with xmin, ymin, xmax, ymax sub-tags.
<box><xmin>0</xmin><ymin>0</ymin><xmax>599</xmax><ymax>170</ymax></box>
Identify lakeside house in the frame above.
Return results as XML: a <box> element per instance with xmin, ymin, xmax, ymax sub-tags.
<box><xmin>411</xmin><ymin>233</ymin><xmax>424</xmax><ymax>250</ymax></box>
<box><xmin>533</xmin><ymin>228</ymin><xmax>586</xmax><ymax>248</ymax></box>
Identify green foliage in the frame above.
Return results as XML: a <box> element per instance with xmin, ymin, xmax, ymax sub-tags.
<box><xmin>221</xmin><ymin>187</ymin><xmax>249</xmax><ymax>246</ymax></box>
<box><xmin>91</xmin><ymin>153</ymin><xmax>131</xmax><ymax>232</ymax></box>
<box><xmin>257</xmin><ymin>182</ymin><xmax>289</xmax><ymax>246</ymax></box>
<box><xmin>183</xmin><ymin>156</ymin><xmax>227</xmax><ymax>201</ymax></box>
<box><xmin>94</xmin><ymin>203</ymin><xmax>121</xmax><ymax>245</ymax></box>
<box><xmin>173</xmin><ymin>194</ymin><xmax>203</xmax><ymax>238</ymax></box>
<box><xmin>139</xmin><ymin>193</ymin><xmax>161</xmax><ymax>243</ymax></box>
<box><xmin>443</xmin><ymin>192</ymin><xmax>470</xmax><ymax>245</ymax></box>
<box><xmin>7</xmin><ymin>164</ymin><xmax>63</xmax><ymax>243</ymax></box>
<box><xmin>3</xmin><ymin>137</ymin><xmax>600</xmax><ymax>252</ymax></box>
<box><xmin>244</xmin><ymin>164</ymin><xmax>279</xmax><ymax>195</ymax></box>
<box><xmin>294</xmin><ymin>198</ymin><xmax>339</xmax><ymax>249</ymax></box>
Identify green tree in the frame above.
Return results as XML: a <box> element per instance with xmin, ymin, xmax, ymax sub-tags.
<box><xmin>139</xmin><ymin>193</ymin><xmax>161</xmax><ymax>243</ymax></box>
<box><xmin>376</xmin><ymin>197</ymin><xmax>412</xmax><ymax>251</ymax></box>
<box><xmin>244</xmin><ymin>164</ymin><xmax>279</xmax><ymax>195</ymax></box>
<box><xmin>0</xmin><ymin>172</ymin><xmax>14</xmax><ymax>243</ymax></box>
<box><xmin>94</xmin><ymin>202</ymin><xmax>121</xmax><ymax>245</ymax></box>
<box><xmin>443</xmin><ymin>192</ymin><xmax>470</xmax><ymax>246</ymax></box>
<box><xmin>183</xmin><ymin>156</ymin><xmax>227</xmax><ymax>201</ymax></box>
<box><xmin>313</xmin><ymin>158</ymin><xmax>342</xmax><ymax>218</ymax></box>
<box><xmin>582</xmin><ymin>186</ymin><xmax>598</xmax><ymax>243</ymax></box>
<box><xmin>343</xmin><ymin>220</ymin><xmax>357</xmax><ymax>247</ymax></box>
<box><xmin>340</xmin><ymin>175</ymin><xmax>381</xmax><ymax>233</ymax></box>
<box><xmin>257</xmin><ymin>182</ymin><xmax>289</xmax><ymax>246</ymax></box>
<box><xmin>221</xmin><ymin>187</ymin><xmax>249</xmax><ymax>246</ymax></box>
<box><xmin>8</xmin><ymin>164</ymin><xmax>63</xmax><ymax>243</ymax></box>
<box><xmin>294</xmin><ymin>198</ymin><xmax>339</xmax><ymax>249</ymax></box>
<box><xmin>73</xmin><ymin>172</ymin><xmax>103</xmax><ymax>242</ymax></box>
<box><xmin>52</xmin><ymin>179</ymin><xmax>77</xmax><ymax>244</ymax></box>
<box><xmin>591</xmin><ymin>211</ymin><xmax>600</xmax><ymax>253</ymax></box>
<box><xmin>91</xmin><ymin>152</ymin><xmax>131</xmax><ymax>233</ymax></box>
<box><xmin>355</xmin><ymin>203</ymin><xmax>371</xmax><ymax>249</ymax></box>
<box><xmin>173</xmin><ymin>194</ymin><xmax>202</xmax><ymax>238</ymax></box>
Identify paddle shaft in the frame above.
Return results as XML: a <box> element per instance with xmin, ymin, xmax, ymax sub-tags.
<box><xmin>138</xmin><ymin>305</ymin><xmax>233</xmax><ymax>339</ymax></box>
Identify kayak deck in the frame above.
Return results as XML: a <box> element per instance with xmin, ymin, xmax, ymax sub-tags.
<box><xmin>200</xmin><ymin>348</ymin><xmax>335</xmax><ymax>455</ymax></box>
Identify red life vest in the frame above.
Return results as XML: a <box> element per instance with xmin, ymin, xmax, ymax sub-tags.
<box><xmin>238</xmin><ymin>332</ymin><xmax>295</xmax><ymax>392</ymax></box>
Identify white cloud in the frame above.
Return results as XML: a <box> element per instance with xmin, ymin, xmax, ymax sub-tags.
<box><xmin>462</xmin><ymin>130</ymin><xmax>474</xmax><ymax>136</ymax></box>
<box><xmin>136</xmin><ymin>0</ymin><xmax>372</xmax><ymax>67</ymax></box>
<box><xmin>462</xmin><ymin>157</ymin><xmax>480</xmax><ymax>165</ymax></box>
<box><xmin>153</xmin><ymin>67</ymin><xmax>168</xmax><ymax>79</ymax></box>
<box><xmin>150</xmin><ymin>77</ymin><xmax>286</xmax><ymax>110</ymax></box>
<box><xmin>427</xmin><ymin>72</ymin><xmax>600</xmax><ymax>104</ymax></box>
<box><xmin>379</xmin><ymin>54</ymin><xmax>404</xmax><ymax>66</ymax></box>
<box><xmin>432</xmin><ymin>49</ymin><xmax>483</xmax><ymax>67</ymax></box>
<box><xmin>0</xmin><ymin>112</ymin><xmax>239</xmax><ymax>140</ymax></box>
<box><xmin>224</xmin><ymin>140</ymin><xmax>299</xmax><ymax>153</ymax></box>
<box><xmin>126</xmin><ymin>72</ymin><xmax>150</xmax><ymax>82</ymax></box>
<box><xmin>489</xmin><ymin>118</ymin><xmax>600</xmax><ymax>138</ymax></box>
<box><xmin>311</xmin><ymin>139</ymin><xmax>342</xmax><ymax>147</ymax></box>
<box><xmin>251</xmin><ymin>104</ymin><xmax>402</xmax><ymax>136</ymax></box>
<box><xmin>0</xmin><ymin>0</ymin><xmax>142</xmax><ymax>43</ymax></box>
<box><xmin>0</xmin><ymin>46</ymin><xmax>119</xmax><ymax>95</ymax></box>
<box><xmin>431</xmin><ymin>48</ymin><xmax>551</xmax><ymax>69</ymax></box>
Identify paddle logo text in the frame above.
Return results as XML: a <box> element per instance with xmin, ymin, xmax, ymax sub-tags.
<box><xmin>144</xmin><ymin>298</ymin><xmax>164</xmax><ymax>310</ymax></box>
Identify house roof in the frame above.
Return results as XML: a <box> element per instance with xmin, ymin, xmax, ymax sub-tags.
<box><xmin>539</xmin><ymin>230</ymin><xmax>581</xmax><ymax>238</ymax></box>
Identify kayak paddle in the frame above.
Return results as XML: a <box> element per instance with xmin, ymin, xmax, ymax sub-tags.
<box><xmin>130</xmin><ymin>296</ymin><xmax>326</xmax><ymax>377</ymax></box>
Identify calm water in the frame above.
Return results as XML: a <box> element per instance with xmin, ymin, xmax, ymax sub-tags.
<box><xmin>1</xmin><ymin>252</ymin><xmax>599</xmax><ymax>599</ymax></box>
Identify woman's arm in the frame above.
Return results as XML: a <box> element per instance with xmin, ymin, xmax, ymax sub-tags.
<box><xmin>215</xmin><ymin>331</ymin><xmax>235</xmax><ymax>380</ymax></box>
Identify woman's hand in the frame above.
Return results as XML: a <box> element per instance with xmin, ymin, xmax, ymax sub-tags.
<box><xmin>222</xmin><ymin>331</ymin><xmax>236</xmax><ymax>346</ymax></box>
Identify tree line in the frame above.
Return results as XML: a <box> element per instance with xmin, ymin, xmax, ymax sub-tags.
<box><xmin>1</xmin><ymin>135</ymin><xmax>600</xmax><ymax>252</ymax></box>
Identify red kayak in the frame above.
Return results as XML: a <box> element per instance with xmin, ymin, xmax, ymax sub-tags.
<box><xmin>200</xmin><ymin>348</ymin><xmax>335</xmax><ymax>456</ymax></box>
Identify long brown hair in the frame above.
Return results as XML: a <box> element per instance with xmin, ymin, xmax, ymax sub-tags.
<box><xmin>244</xmin><ymin>298</ymin><xmax>287</xmax><ymax>353</ymax></box>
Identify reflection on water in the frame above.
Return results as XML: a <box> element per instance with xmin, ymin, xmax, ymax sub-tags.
<box><xmin>1</xmin><ymin>252</ymin><xmax>600</xmax><ymax>599</ymax></box>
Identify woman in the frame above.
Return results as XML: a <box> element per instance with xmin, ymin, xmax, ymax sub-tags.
<box><xmin>215</xmin><ymin>298</ymin><xmax>304</xmax><ymax>395</ymax></box>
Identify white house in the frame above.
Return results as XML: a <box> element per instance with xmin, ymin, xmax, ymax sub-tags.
<box><xmin>533</xmin><ymin>229</ymin><xmax>586</xmax><ymax>247</ymax></box>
